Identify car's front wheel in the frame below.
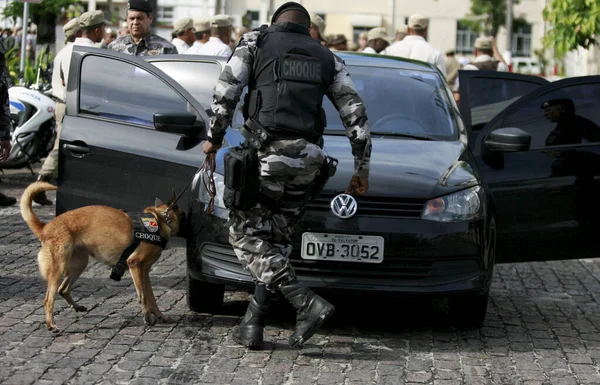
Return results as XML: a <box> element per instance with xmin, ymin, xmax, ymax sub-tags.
<box><xmin>187</xmin><ymin>274</ymin><xmax>225</xmax><ymax>314</ymax></box>
<box><xmin>448</xmin><ymin>291</ymin><xmax>489</xmax><ymax>329</ymax></box>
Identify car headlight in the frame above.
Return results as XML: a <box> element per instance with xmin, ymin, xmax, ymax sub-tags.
<box><xmin>198</xmin><ymin>172</ymin><xmax>229</xmax><ymax>219</ymax></box>
<box><xmin>422</xmin><ymin>186</ymin><xmax>485</xmax><ymax>222</ymax></box>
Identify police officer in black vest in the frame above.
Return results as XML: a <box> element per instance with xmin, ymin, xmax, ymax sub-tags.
<box><xmin>203</xmin><ymin>2</ymin><xmax>372</xmax><ymax>349</ymax></box>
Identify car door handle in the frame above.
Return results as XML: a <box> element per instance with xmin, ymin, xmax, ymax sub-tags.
<box><xmin>63</xmin><ymin>143</ymin><xmax>90</xmax><ymax>155</ymax></box>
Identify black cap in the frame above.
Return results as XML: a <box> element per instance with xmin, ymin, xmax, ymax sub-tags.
<box><xmin>128</xmin><ymin>0</ymin><xmax>152</xmax><ymax>13</ymax></box>
<box><xmin>270</xmin><ymin>1</ymin><xmax>310</xmax><ymax>25</ymax></box>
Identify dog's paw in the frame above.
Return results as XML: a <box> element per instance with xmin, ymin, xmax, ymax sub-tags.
<box><xmin>47</xmin><ymin>323</ymin><xmax>60</xmax><ymax>333</ymax></box>
<box><xmin>143</xmin><ymin>313</ymin><xmax>157</xmax><ymax>326</ymax></box>
<box><xmin>157</xmin><ymin>314</ymin><xmax>171</xmax><ymax>324</ymax></box>
<box><xmin>73</xmin><ymin>304</ymin><xmax>87</xmax><ymax>312</ymax></box>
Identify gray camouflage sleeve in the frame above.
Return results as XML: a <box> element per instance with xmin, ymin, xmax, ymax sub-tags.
<box><xmin>207</xmin><ymin>32</ymin><xmax>258</xmax><ymax>145</ymax></box>
<box><xmin>326</xmin><ymin>55</ymin><xmax>372</xmax><ymax>178</ymax></box>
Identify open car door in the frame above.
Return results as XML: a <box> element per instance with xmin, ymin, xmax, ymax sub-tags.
<box><xmin>58</xmin><ymin>47</ymin><xmax>211</xmax><ymax>214</ymax></box>
<box><xmin>461</xmin><ymin>71</ymin><xmax>600</xmax><ymax>263</ymax></box>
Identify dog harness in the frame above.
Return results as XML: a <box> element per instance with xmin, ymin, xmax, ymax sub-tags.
<box><xmin>109</xmin><ymin>212</ymin><xmax>168</xmax><ymax>281</ymax></box>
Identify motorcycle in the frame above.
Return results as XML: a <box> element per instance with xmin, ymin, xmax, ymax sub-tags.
<box><xmin>1</xmin><ymin>46</ymin><xmax>56</xmax><ymax>174</ymax></box>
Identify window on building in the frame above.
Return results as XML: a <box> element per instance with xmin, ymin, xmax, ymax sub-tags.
<box><xmin>456</xmin><ymin>20</ymin><xmax>477</xmax><ymax>54</ymax></box>
<box><xmin>156</xmin><ymin>6</ymin><xmax>174</xmax><ymax>25</ymax></box>
<box><xmin>512</xmin><ymin>22</ymin><xmax>532</xmax><ymax>57</ymax></box>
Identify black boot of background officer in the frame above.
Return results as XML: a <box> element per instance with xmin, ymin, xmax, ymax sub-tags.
<box><xmin>33</xmin><ymin>174</ymin><xmax>53</xmax><ymax>205</ymax></box>
<box><xmin>233</xmin><ymin>284</ymin><xmax>270</xmax><ymax>349</ymax></box>
<box><xmin>279</xmin><ymin>276</ymin><xmax>335</xmax><ymax>348</ymax></box>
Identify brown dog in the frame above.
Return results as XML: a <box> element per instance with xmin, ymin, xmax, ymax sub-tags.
<box><xmin>20</xmin><ymin>181</ymin><xmax>184</xmax><ymax>333</ymax></box>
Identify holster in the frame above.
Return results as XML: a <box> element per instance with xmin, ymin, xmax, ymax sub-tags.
<box><xmin>223</xmin><ymin>144</ymin><xmax>260</xmax><ymax>210</ymax></box>
<box><xmin>310</xmin><ymin>155</ymin><xmax>338</xmax><ymax>199</ymax></box>
<box><xmin>240</xmin><ymin>119</ymin><xmax>272</xmax><ymax>151</ymax></box>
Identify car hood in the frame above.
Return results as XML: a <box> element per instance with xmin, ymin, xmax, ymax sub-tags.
<box><xmin>320</xmin><ymin>135</ymin><xmax>478</xmax><ymax>199</ymax></box>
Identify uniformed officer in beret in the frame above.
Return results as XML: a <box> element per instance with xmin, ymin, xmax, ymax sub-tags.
<box><xmin>184</xmin><ymin>18</ymin><xmax>211</xmax><ymax>55</ymax></box>
<box><xmin>202</xmin><ymin>1</ymin><xmax>372</xmax><ymax>350</ymax></box>
<box><xmin>196</xmin><ymin>14</ymin><xmax>233</xmax><ymax>57</ymax></box>
<box><xmin>108</xmin><ymin>0</ymin><xmax>177</xmax><ymax>56</ymax></box>
<box><xmin>0</xmin><ymin>38</ymin><xmax>16</xmax><ymax>207</ymax></box>
<box><xmin>171</xmin><ymin>17</ymin><xmax>195</xmax><ymax>54</ymax></box>
<box><xmin>33</xmin><ymin>11</ymin><xmax>107</xmax><ymax>205</ymax></box>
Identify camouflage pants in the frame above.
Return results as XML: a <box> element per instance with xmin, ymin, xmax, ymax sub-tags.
<box><xmin>227</xmin><ymin>139</ymin><xmax>325</xmax><ymax>288</ymax></box>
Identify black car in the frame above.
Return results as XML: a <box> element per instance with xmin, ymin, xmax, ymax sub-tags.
<box><xmin>57</xmin><ymin>46</ymin><xmax>600</xmax><ymax>327</ymax></box>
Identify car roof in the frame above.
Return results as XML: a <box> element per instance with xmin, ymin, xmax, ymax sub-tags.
<box><xmin>144</xmin><ymin>51</ymin><xmax>438</xmax><ymax>73</ymax></box>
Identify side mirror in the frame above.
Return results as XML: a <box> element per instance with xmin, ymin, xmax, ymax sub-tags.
<box><xmin>154</xmin><ymin>111</ymin><xmax>205</xmax><ymax>137</ymax></box>
<box><xmin>484</xmin><ymin>127</ymin><xmax>531</xmax><ymax>152</ymax></box>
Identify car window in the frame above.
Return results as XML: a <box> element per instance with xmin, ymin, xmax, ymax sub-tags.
<box><xmin>150</xmin><ymin>61</ymin><xmax>221</xmax><ymax>108</ymax></box>
<box><xmin>79</xmin><ymin>56</ymin><xmax>193</xmax><ymax>127</ymax></box>
<box><xmin>467</xmin><ymin>77</ymin><xmax>543</xmax><ymax>131</ymax></box>
<box><xmin>491</xmin><ymin>82</ymin><xmax>600</xmax><ymax>149</ymax></box>
<box><xmin>323</xmin><ymin>66</ymin><xmax>458</xmax><ymax>140</ymax></box>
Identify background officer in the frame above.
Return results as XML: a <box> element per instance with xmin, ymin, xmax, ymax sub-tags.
<box><xmin>0</xmin><ymin>38</ymin><xmax>16</xmax><ymax>207</ymax></box>
<box><xmin>108</xmin><ymin>0</ymin><xmax>177</xmax><ymax>56</ymax></box>
<box><xmin>196</xmin><ymin>14</ymin><xmax>233</xmax><ymax>57</ymax></box>
<box><xmin>33</xmin><ymin>17</ymin><xmax>83</xmax><ymax>206</ymax></box>
<box><xmin>171</xmin><ymin>17</ymin><xmax>195</xmax><ymax>54</ymax></box>
<box><xmin>184</xmin><ymin>18</ymin><xmax>211</xmax><ymax>54</ymax></box>
<box><xmin>202</xmin><ymin>1</ymin><xmax>371</xmax><ymax>350</ymax></box>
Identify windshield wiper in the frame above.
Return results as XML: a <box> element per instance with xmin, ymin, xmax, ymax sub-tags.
<box><xmin>370</xmin><ymin>132</ymin><xmax>437</xmax><ymax>141</ymax></box>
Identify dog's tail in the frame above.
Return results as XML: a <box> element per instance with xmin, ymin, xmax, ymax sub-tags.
<box><xmin>20</xmin><ymin>181</ymin><xmax>57</xmax><ymax>239</ymax></box>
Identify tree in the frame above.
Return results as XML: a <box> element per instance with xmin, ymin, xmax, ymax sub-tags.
<box><xmin>3</xmin><ymin>0</ymin><xmax>78</xmax><ymax>44</ymax></box>
<box><xmin>542</xmin><ymin>0</ymin><xmax>600</xmax><ymax>58</ymax></box>
<box><xmin>463</xmin><ymin>0</ymin><xmax>520</xmax><ymax>36</ymax></box>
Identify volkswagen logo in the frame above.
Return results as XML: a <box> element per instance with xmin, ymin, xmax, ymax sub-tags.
<box><xmin>330</xmin><ymin>194</ymin><xmax>358</xmax><ymax>219</ymax></box>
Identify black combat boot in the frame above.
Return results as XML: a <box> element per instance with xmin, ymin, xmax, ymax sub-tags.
<box><xmin>0</xmin><ymin>192</ymin><xmax>16</xmax><ymax>207</ymax></box>
<box><xmin>33</xmin><ymin>174</ymin><xmax>53</xmax><ymax>206</ymax></box>
<box><xmin>279</xmin><ymin>277</ymin><xmax>335</xmax><ymax>348</ymax></box>
<box><xmin>232</xmin><ymin>284</ymin><xmax>270</xmax><ymax>350</ymax></box>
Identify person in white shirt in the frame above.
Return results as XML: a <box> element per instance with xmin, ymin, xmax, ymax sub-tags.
<box><xmin>197</xmin><ymin>14</ymin><xmax>233</xmax><ymax>57</ymax></box>
<box><xmin>34</xmin><ymin>11</ymin><xmax>106</xmax><ymax>205</ymax></box>
<box><xmin>462</xmin><ymin>36</ymin><xmax>509</xmax><ymax>72</ymax></box>
<box><xmin>171</xmin><ymin>17</ymin><xmax>195</xmax><ymax>54</ymax></box>
<box><xmin>362</xmin><ymin>27</ymin><xmax>391</xmax><ymax>54</ymax></box>
<box><xmin>185</xmin><ymin>18</ymin><xmax>211</xmax><ymax>55</ymax></box>
<box><xmin>384</xmin><ymin>14</ymin><xmax>446</xmax><ymax>75</ymax></box>
<box><xmin>309</xmin><ymin>12</ymin><xmax>327</xmax><ymax>46</ymax></box>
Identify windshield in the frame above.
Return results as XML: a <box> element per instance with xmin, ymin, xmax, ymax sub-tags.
<box><xmin>324</xmin><ymin>66</ymin><xmax>458</xmax><ymax>140</ymax></box>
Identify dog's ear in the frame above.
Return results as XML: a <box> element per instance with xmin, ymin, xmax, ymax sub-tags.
<box><xmin>169</xmin><ymin>189</ymin><xmax>176</xmax><ymax>204</ymax></box>
<box><xmin>155</xmin><ymin>198</ymin><xmax>164</xmax><ymax>207</ymax></box>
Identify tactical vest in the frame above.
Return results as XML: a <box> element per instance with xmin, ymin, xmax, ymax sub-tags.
<box><xmin>109</xmin><ymin>212</ymin><xmax>167</xmax><ymax>281</ymax></box>
<box><xmin>472</xmin><ymin>60</ymin><xmax>500</xmax><ymax>71</ymax></box>
<box><xmin>245</xmin><ymin>22</ymin><xmax>336</xmax><ymax>140</ymax></box>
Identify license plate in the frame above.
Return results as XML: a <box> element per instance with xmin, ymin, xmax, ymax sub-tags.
<box><xmin>301</xmin><ymin>233</ymin><xmax>384</xmax><ymax>264</ymax></box>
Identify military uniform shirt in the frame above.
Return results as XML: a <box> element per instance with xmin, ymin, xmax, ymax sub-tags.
<box><xmin>0</xmin><ymin>65</ymin><xmax>11</xmax><ymax>140</ymax></box>
<box><xmin>52</xmin><ymin>37</ymin><xmax>97</xmax><ymax>102</ymax></box>
<box><xmin>108</xmin><ymin>34</ymin><xmax>178</xmax><ymax>56</ymax></box>
<box><xmin>171</xmin><ymin>37</ymin><xmax>189</xmax><ymax>54</ymax></box>
<box><xmin>208</xmin><ymin>30</ymin><xmax>372</xmax><ymax>178</ymax></box>
<box><xmin>197</xmin><ymin>37</ymin><xmax>232</xmax><ymax>57</ymax></box>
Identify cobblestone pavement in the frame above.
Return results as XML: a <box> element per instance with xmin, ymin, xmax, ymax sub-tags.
<box><xmin>2</xmin><ymin>168</ymin><xmax>600</xmax><ymax>385</ymax></box>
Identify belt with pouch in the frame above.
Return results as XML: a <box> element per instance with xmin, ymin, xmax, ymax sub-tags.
<box><xmin>241</xmin><ymin>119</ymin><xmax>323</xmax><ymax>150</ymax></box>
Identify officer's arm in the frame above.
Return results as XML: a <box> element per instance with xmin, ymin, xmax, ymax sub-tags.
<box><xmin>325</xmin><ymin>56</ymin><xmax>372</xmax><ymax>179</ymax></box>
<box><xmin>207</xmin><ymin>33</ymin><xmax>256</xmax><ymax>145</ymax></box>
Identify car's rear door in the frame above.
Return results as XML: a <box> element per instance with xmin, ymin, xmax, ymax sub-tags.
<box><xmin>58</xmin><ymin>47</ymin><xmax>211</xmax><ymax>214</ymax></box>
<box><xmin>461</xmin><ymin>72</ymin><xmax>600</xmax><ymax>263</ymax></box>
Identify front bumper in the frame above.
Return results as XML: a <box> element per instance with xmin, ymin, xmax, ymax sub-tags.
<box><xmin>187</xmin><ymin>199</ymin><xmax>494</xmax><ymax>296</ymax></box>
